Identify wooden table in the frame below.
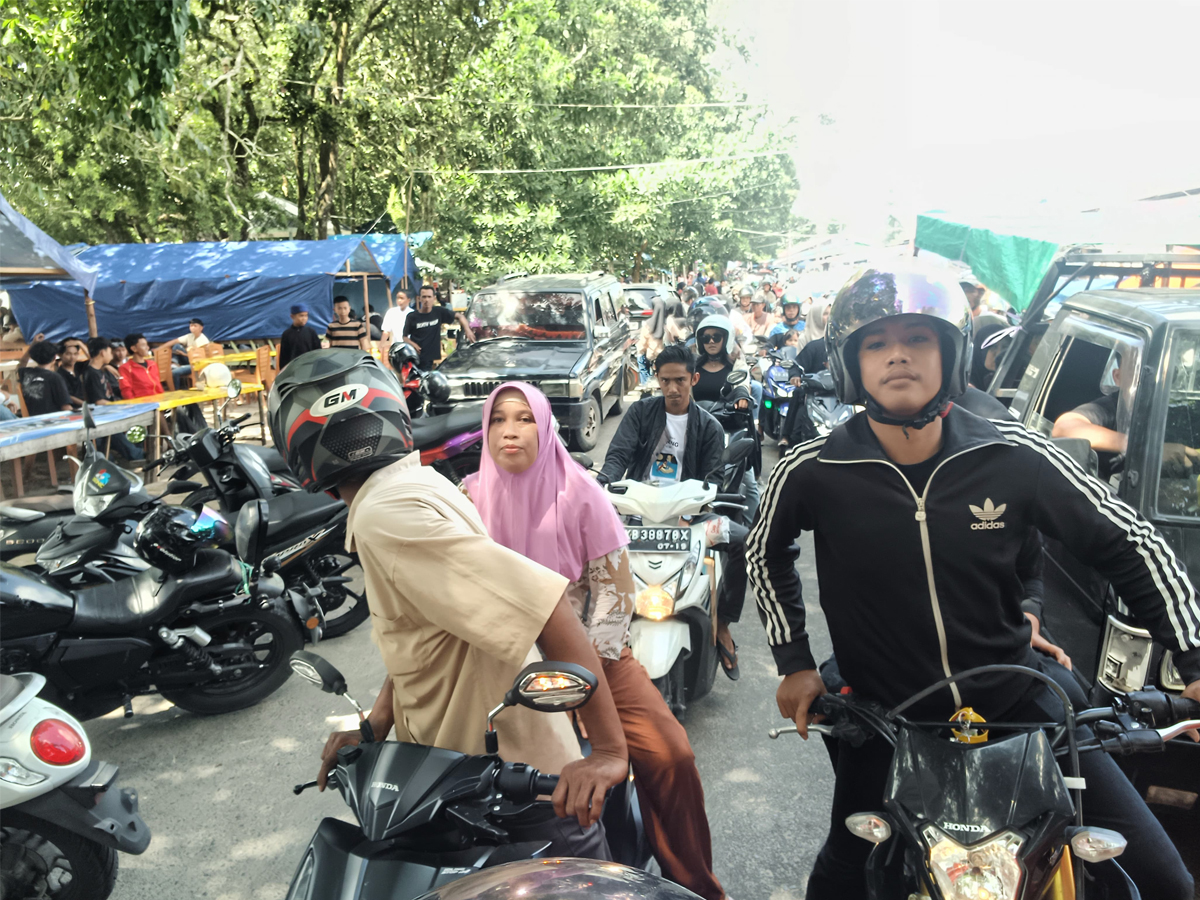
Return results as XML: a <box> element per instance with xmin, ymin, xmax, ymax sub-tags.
<box><xmin>113</xmin><ymin>383</ymin><xmax>267</xmax><ymax>455</ymax></box>
<box><xmin>0</xmin><ymin>403</ymin><xmax>158</xmax><ymax>498</ymax></box>
<box><xmin>192</xmin><ymin>349</ymin><xmax>275</xmax><ymax>370</ymax></box>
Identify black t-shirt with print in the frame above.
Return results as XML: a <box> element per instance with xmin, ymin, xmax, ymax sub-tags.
<box><xmin>60</xmin><ymin>366</ymin><xmax>84</xmax><ymax>405</ymax></box>
<box><xmin>19</xmin><ymin>368</ymin><xmax>71</xmax><ymax>417</ymax></box>
<box><xmin>83</xmin><ymin>366</ymin><xmax>117</xmax><ymax>404</ymax></box>
<box><xmin>403</xmin><ymin>305</ymin><xmax>456</xmax><ymax>367</ymax></box>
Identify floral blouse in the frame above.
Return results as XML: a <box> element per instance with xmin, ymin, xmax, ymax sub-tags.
<box><xmin>564</xmin><ymin>547</ymin><xmax>636</xmax><ymax>661</ymax></box>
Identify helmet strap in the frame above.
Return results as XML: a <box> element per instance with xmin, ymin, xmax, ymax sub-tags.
<box><xmin>864</xmin><ymin>392</ymin><xmax>950</xmax><ymax>438</ymax></box>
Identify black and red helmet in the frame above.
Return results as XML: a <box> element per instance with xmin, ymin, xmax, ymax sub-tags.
<box><xmin>268</xmin><ymin>349</ymin><xmax>413</xmax><ymax>492</ymax></box>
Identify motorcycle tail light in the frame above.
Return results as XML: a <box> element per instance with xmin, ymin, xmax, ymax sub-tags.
<box><xmin>922</xmin><ymin>825</ymin><xmax>1023</xmax><ymax>900</ymax></box>
<box><xmin>30</xmin><ymin>719</ymin><xmax>86</xmax><ymax>766</ymax></box>
<box><xmin>1070</xmin><ymin>827</ymin><xmax>1126</xmax><ymax>862</ymax></box>
<box><xmin>635</xmin><ymin>585</ymin><xmax>675</xmax><ymax>621</ymax></box>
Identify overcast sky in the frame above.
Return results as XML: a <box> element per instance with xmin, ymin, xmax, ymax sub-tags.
<box><xmin>715</xmin><ymin>0</ymin><xmax>1200</xmax><ymax>240</ymax></box>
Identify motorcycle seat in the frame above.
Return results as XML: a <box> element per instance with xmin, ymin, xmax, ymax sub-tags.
<box><xmin>242</xmin><ymin>443</ymin><xmax>290</xmax><ymax>474</ymax></box>
<box><xmin>68</xmin><ymin>550</ymin><xmax>244</xmax><ymax>635</ymax></box>
<box><xmin>411</xmin><ymin>405</ymin><xmax>483</xmax><ymax>450</ymax></box>
<box><xmin>0</xmin><ymin>506</ymin><xmax>45</xmax><ymax>523</ymax></box>
<box><xmin>264</xmin><ymin>491</ymin><xmax>346</xmax><ymax>545</ymax></box>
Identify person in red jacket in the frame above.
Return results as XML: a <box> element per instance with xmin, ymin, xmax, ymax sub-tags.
<box><xmin>117</xmin><ymin>334</ymin><xmax>162</xmax><ymax>398</ymax></box>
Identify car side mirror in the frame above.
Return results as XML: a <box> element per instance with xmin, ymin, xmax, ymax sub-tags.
<box><xmin>594</xmin><ymin>324</ymin><xmax>610</xmax><ymax>338</ymax></box>
<box><xmin>235</xmin><ymin>498</ymin><xmax>270</xmax><ymax>567</ymax></box>
<box><xmin>505</xmin><ymin>662</ymin><xmax>597</xmax><ymax>713</ymax></box>
<box><xmin>289</xmin><ymin>650</ymin><xmax>348</xmax><ymax>695</ymax></box>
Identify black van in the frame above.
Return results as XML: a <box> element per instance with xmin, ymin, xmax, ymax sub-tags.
<box><xmin>1008</xmin><ymin>287</ymin><xmax>1200</xmax><ymax>818</ymax></box>
<box><xmin>435</xmin><ymin>273</ymin><xmax>635</xmax><ymax>450</ymax></box>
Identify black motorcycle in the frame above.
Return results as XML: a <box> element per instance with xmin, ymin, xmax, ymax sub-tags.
<box><xmin>0</xmin><ymin>500</ymin><xmax>301</xmax><ymax>720</ymax></box>
<box><xmin>769</xmin><ymin>664</ymin><xmax>1200</xmax><ymax>899</ymax></box>
<box><xmin>282</xmin><ymin>651</ymin><xmax>654</xmax><ymax>900</ymax></box>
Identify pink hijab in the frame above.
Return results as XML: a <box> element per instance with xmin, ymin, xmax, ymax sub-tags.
<box><xmin>465</xmin><ymin>382</ymin><xmax>628</xmax><ymax>582</ymax></box>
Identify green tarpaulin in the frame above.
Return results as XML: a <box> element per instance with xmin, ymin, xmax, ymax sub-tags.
<box><xmin>914</xmin><ymin>214</ymin><xmax>1059</xmax><ymax>312</ymax></box>
<box><xmin>915</xmin><ymin>200</ymin><xmax>1200</xmax><ymax>312</ymax></box>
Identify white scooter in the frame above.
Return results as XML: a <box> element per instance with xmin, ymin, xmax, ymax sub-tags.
<box><xmin>0</xmin><ymin>671</ymin><xmax>150</xmax><ymax>899</ymax></box>
<box><xmin>605</xmin><ymin>440</ymin><xmax>753</xmax><ymax>722</ymax></box>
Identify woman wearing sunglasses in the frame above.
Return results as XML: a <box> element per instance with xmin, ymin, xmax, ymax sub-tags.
<box><xmin>691</xmin><ymin>314</ymin><xmax>751</xmax><ymax>407</ymax></box>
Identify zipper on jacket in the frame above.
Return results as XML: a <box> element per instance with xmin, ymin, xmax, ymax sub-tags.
<box><xmin>825</xmin><ymin>440</ymin><xmax>1006</xmax><ymax>711</ymax></box>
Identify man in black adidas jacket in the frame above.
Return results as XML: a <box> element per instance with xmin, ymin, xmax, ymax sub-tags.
<box><xmin>748</xmin><ymin>262</ymin><xmax>1200</xmax><ymax>900</ymax></box>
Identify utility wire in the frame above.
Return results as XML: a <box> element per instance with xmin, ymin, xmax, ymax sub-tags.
<box><xmin>413</xmin><ymin>150</ymin><xmax>788</xmax><ymax>176</ymax></box>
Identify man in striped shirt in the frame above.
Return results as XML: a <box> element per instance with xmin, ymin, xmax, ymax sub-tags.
<box><xmin>326</xmin><ymin>295</ymin><xmax>371</xmax><ymax>352</ymax></box>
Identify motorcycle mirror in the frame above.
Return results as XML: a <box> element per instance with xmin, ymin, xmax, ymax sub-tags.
<box><xmin>166</xmin><ymin>480</ymin><xmax>204</xmax><ymax>495</ymax></box>
<box><xmin>81</xmin><ymin>403</ymin><xmax>96</xmax><ymax>431</ymax></box>
<box><xmin>725</xmin><ymin>369</ymin><xmax>749</xmax><ymax>386</ymax></box>
<box><xmin>125</xmin><ymin>425</ymin><xmax>147</xmax><ymax>444</ymax></box>
<box><xmin>289</xmin><ymin>650</ymin><xmax>348</xmax><ymax>694</ymax></box>
<box><xmin>722</xmin><ymin>437</ymin><xmax>755</xmax><ymax>466</ymax></box>
<box><xmin>503</xmin><ymin>662</ymin><xmax>597</xmax><ymax>713</ymax></box>
<box><xmin>569</xmin><ymin>452</ymin><xmax>593</xmax><ymax>470</ymax></box>
<box><xmin>227</xmin><ymin>379</ymin><xmax>243</xmax><ymax>399</ymax></box>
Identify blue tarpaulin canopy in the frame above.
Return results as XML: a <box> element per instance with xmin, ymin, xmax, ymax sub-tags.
<box><xmin>0</xmin><ymin>190</ymin><xmax>98</xmax><ymax>294</ymax></box>
<box><xmin>7</xmin><ymin>239</ymin><xmax>382</xmax><ymax>343</ymax></box>
<box><xmin>327</xmin><ymin>234</ymin><xmax>421</xmax><ymax>293</ymax></box>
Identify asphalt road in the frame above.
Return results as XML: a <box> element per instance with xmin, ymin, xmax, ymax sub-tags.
<box><xmin>93</xmin><ymin>396</ymin><xmax>833</xmax><ymax>900</ymax></box>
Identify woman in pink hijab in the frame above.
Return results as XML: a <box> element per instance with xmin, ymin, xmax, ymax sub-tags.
<box><xmin>466</xmin><ymin>383</ymin><xmax>725</xmax><ymax>900</ymax></box>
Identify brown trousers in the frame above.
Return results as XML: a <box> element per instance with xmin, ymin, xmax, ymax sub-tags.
<box><xmin>603</xmin><ymin>648</ymin><xmax>724</xmax><ymax>900</ymax></box>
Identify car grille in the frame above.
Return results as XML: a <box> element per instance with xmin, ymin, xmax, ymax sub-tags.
<box><xmin>463</xmin><ymin>381</ymin><xmax>504</xmax><ymax>397</ymax></box>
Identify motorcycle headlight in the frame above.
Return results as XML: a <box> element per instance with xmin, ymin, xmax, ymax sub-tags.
<box><xmin>39</xmin><ymin>551</ymin><xmax>85</xmax><ymax>573</ymax></box>
<box><xmin>635</xmin><ymin>584</ymin><xmax>675</xmax><ymax>621</ymax></box>
<box><xmin>922</xmin><ymin>825</ymin><xmax>1023</xmax><ymax>900</ymax></box>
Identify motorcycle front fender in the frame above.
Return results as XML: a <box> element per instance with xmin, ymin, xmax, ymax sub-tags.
<box><xmin>11</xmin><ymin>763</ymin><xmax>150</xmax><ymax>855</ymax></box>
<box><xmin>630</xmin><ymin>618</ymin><xmax>691</xmax><ymax>680</ymax></box>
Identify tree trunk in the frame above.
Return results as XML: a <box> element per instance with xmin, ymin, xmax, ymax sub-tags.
<box><xmin>294</xmin><ymin>130</ymin><xmax>310</xmax><ymax>239</ymax></box>
<box><xmin>314</xmin><ymin>20</ymin><xmax>349</xmax><ymax>241</ymax></box>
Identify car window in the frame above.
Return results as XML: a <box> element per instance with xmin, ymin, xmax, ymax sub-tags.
<box><xmin>602</xmin><ymin>289</ymin><xmax>618</xmax><ymax>324</ymax></box>
<box><xmin>1154</xmin><ymin>329</ymin><xmax>1200</xmax><ymax>519</ymax></box>
<box><xmin>466</xmin><ymin>291</ymin><xmax>586</xmax><ymax>340</ymax></box>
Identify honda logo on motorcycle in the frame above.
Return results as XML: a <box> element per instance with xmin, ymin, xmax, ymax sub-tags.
<box><xmin>942</xmin><ymin>822</ymin><xmax>987</xmax><ymax>834</ymax></box>
<box><xmin>309</xmin><ymin>383</ymin><xmax>370</xmax><ymax>416</ymax></box>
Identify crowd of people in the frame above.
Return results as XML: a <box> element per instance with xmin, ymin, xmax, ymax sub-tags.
<box><xmin>265</xmin><ymin>256</ymin><xmax>1199</xmax><ymax>900</ymax></box>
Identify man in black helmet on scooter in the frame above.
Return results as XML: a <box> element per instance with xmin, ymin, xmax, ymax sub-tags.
<box><xmin>747</xmin><ymin>260</ymin><xmax>1200</xmax><ymax>899</ymax></box>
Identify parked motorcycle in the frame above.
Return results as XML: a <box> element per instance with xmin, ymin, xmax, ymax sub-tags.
<box><xmin>0</xmin><ymin>671</ymin><xmax>150</xmax><ymax>899</ymax></box>
<box><xmin>282</xmin><ymin>650</ymin><xmax>653</xmax><ymax>900</ymax></box>
<box><xmin>769</xmin><ymin>664</ymin><xmax>1200</xmax><ymax>899</ymax></box>
<box><xmin>0</xmin><ymin>499</ymin><xmax>301</xmax><ymax>720</ymax></box>
<box><xmin>604</xmin><ymin>436</ymin><xmax>754</xmax><ymax>721</ymax></box>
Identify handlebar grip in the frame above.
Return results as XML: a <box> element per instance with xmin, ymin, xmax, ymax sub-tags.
<box><xmin>1126</xmin><ymin>690</ymin><xmax>1200</xmax><ymax>727</ymax></box>
<box><xmin>811</xmin><ymin>694</ymin><xmax>839</xmax><ymax>717</ymax></box>
<box><xmin>495</xmin><ymin>762</ymin><xmax>558</xmax><ymax>802</ymax></box>
<box><xmin>231</xmin><ymin>414</ymin><xmax>252</xmax><ymax>426</ymax></box>
<box><xmin>1097</xmin><ymin>730</ymin><xmax>1165</xmax><ymax>756</ymax></box>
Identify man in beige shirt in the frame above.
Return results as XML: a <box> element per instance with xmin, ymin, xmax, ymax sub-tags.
<box><xmin>268</xmin><ymin>348</ymin><xmax>627</xmax><ymax>857</ymax></box>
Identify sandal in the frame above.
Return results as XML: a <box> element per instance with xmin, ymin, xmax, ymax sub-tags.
<box><xmin>716</xmin><ymin>637</ymin><xmax>740</xmax><ymax>681</ymax></box>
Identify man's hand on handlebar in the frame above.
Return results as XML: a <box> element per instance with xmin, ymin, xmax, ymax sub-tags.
<box><xmin>1183</xmin><ymin>680</ymin><xmax>1200</xmax><ymax>742</ymax></box>
<box><xmin>317</xmin><ymin>730</ymin><xmax>361</xmax><ymax>790</ymax></box>
<box><xmin>776</xmin><ymin>669</ymin><xmax>828</xmax><ymax>740</ymax></box>
<box><xmin>552</xmin><ymin>750</ymin><xmax>627</xmax><ymax>829</ymax></box>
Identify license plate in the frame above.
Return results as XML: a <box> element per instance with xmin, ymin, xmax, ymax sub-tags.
<box><xmin>626</xmin><ymin>526</ymin><xmax>691</xmax><ymax>552</ymax></box>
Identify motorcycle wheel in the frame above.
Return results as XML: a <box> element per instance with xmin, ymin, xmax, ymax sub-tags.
<box><xmin>161</xmin><ymin>606</ymin><xmax>302</xmax><ymax>715</ymax></box>
<box><xmin>313</xmin><ymin>553</ymin><xmax>370</xmax><ymax>640</ymax></box>
<box><xmin>0</xmin><ymin>811</ymin><xmax>117</xmax><ymax>900</ymax></box>
<box><xmin>651</xmin><ymin>655</ymin><xmax>687</xmax><ymax>724</ymax></box>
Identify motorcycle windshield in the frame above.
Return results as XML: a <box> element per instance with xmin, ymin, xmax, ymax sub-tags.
<box><xmin>343</xmin><ymin>741</ymin><xmax>483</xmax><ymax>842</ymax></box>
<box><xmin>884</xmin><ymin>726</ymin><xmax>1074</xmax><ymax>839</ymax></box>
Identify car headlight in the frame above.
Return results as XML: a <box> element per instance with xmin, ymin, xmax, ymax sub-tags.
<box><xmin>922</xmin><ymin>825</ymin><xmax>1023</xmax><ymax>900</ymax></box>
<box><xmin>538</xmin><ymin>380</ymin><xmax>570</xmax><ymax>397</ymax></box>
<box><xmin>635</xmin><ymin>584</ymin><xmax>675</xmax><ymax>621</ymax></box>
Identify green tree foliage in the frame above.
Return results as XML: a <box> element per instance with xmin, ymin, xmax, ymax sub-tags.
<box><xmin>1</xmin><ymin>0</ymin><xmax>802</xmax><ymax>278</ymax></box>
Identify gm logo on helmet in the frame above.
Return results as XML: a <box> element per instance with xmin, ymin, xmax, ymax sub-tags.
<box><xmin>310</xmin><ymin>383</ymin><xmax>370</xmax><ymax>416</ymax></box>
